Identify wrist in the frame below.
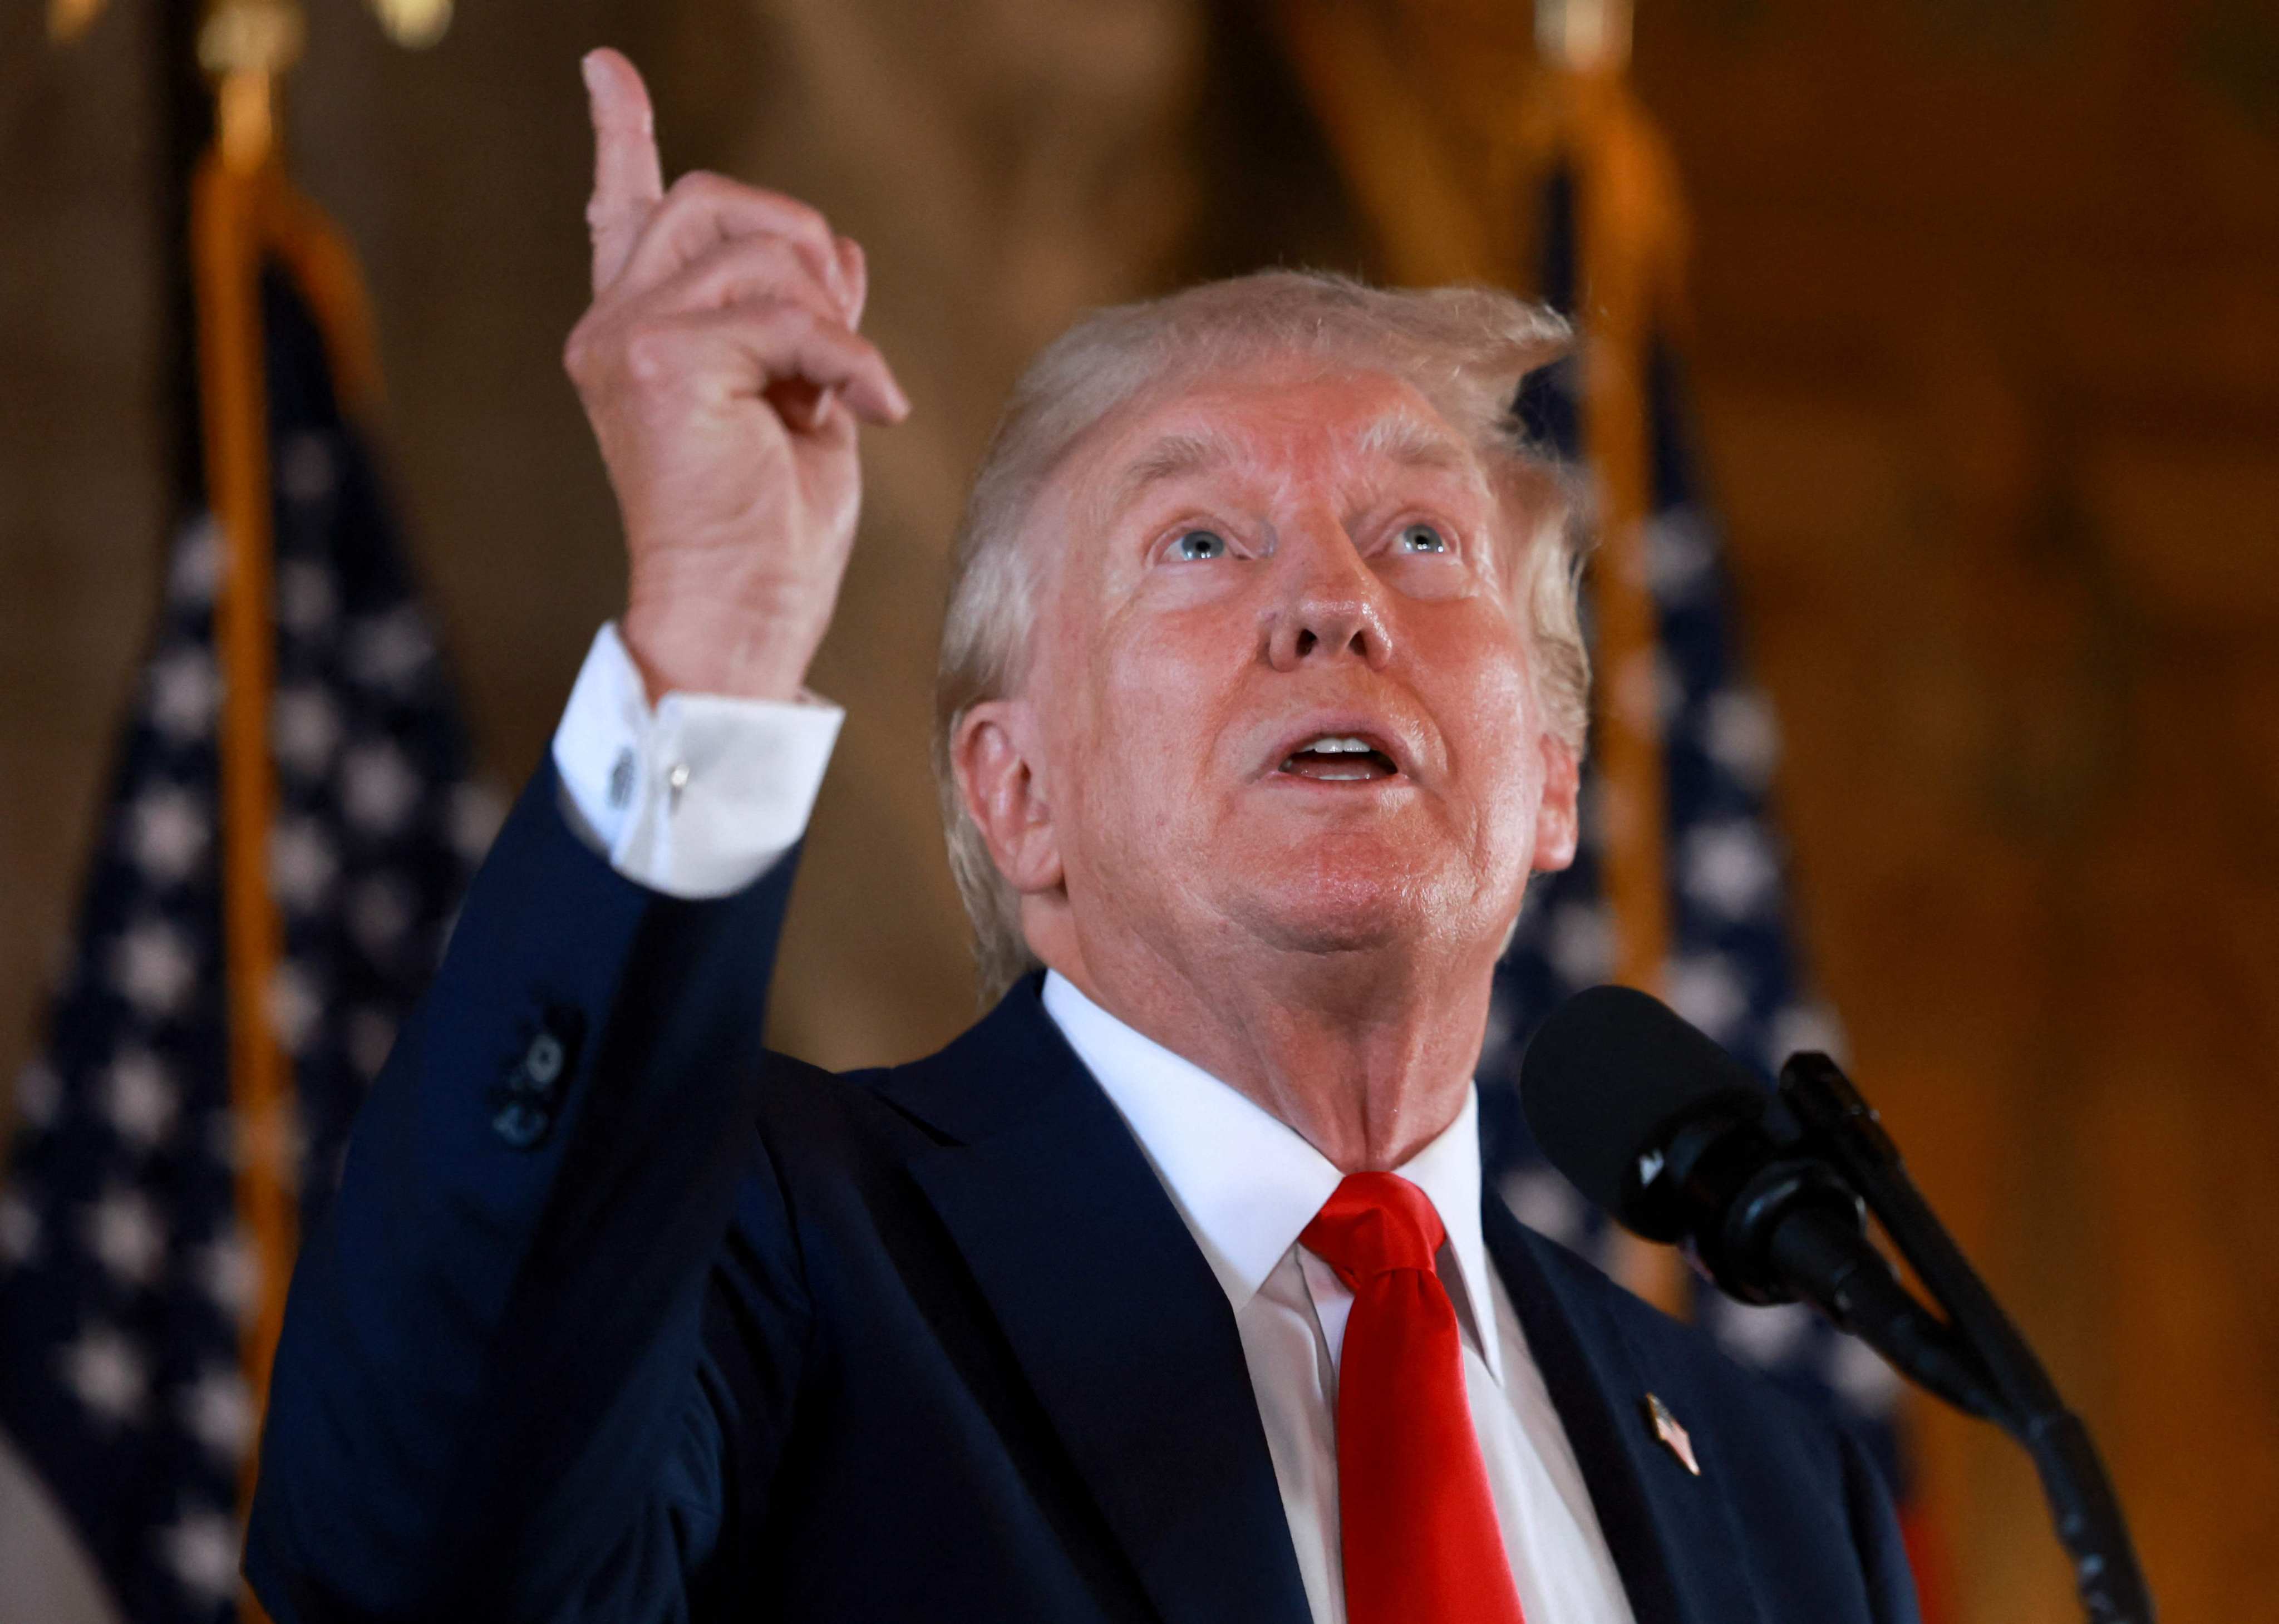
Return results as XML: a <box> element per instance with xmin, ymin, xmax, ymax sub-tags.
<box><xmin>619</xmin><ymin>596</ymin><xmax>823</xmax><ymax>703</ymax></box>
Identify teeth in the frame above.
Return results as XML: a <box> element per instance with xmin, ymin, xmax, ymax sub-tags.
<box><xmin>1302</xmin><ymin>735</ymin><xmax>1373</xmax><ymax>754</ymax></box>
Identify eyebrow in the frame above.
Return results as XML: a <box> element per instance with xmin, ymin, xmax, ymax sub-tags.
<box><xmin>1101</xmin><ymin>412</ymin><xmax>1477</xmax><ymax>517</ymax></box>
<box><xmin>1102</xmin><ymin>429</ymin><xmax>1243</xmax><ymax>513</ymax></box>
<box><xmin>1352</xmin><ymin>412</ymin><xmax>1475</xmax><ymax>474</ymax></box>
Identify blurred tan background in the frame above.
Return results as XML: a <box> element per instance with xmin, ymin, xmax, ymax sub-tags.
<box><xmin>5</xmin><ymin>1</ymin><xmax>2276</xmax><ymax>1618</ymax></box>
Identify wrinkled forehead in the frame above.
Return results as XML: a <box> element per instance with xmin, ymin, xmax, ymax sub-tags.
<box><xmin>1054</xmin><ymin>361</ymin><xmax>1495</xmax><ymax>535</ymax></box>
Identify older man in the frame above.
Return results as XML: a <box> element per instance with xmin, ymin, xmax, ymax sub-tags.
<box><xmin>245</xmin><ymin>49</ymin><xmax>1916</xmax><ymax>1624</ymax></box>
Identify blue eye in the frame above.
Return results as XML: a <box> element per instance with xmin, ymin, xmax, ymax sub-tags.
<box><xmin>1397</xmin><ymin>522</ymin><xmax>1449</xmax><ymax>554</ymax></box>
<box><xmin>1173</xmin><ymin>529</ymin><xmax>1228</xmax><ymax>561</ymax></box>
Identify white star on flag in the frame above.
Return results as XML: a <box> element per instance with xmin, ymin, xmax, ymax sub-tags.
<box><xmin>157</xmin><ymin>1503</ymin><xmax>242</xmax><ymax>1605</ymax></box>
<box><xmin>145</xmin><ymin>646</ymin><xmax>219</xmax><ymax>744</ymax></box>
<box><xmin>1499</xmin><ymin>1166</ymin><xmax>1586</xmax><ymax>1249</ymax></box>
<box><xmin>102</xmin><ymin>1048</ymin><xmax>180</xmax><ymax>1150</ymax></box>
<box><xmin>277</xmin><ymin>557</ymin><xmax>340</xmax><ymax>636</ymax></box>
<box><xmin>269</xmin><ymin>817</ymin><xmax>339</xmax><ymax>914</ymax></box>
<box><xmin>82</xmin><ymin>1187</ymin><xmax>166</xmax><ymax>1287</ymax></box>
<box><xmin>126</xmin><ymin>785</ymin><xmax>210</xmax><ymax>886</ymax></box>
<box><xmin>165</xmin><ymin>516</ymin><xmax>220</xmax><ymax>607</ymax></box>
<box><xmin>1665</xmin><ymin>952</ymin><xmax>1750</xmax><ymax>1045</ymax></box>
<box><xmin>1709</xmin><ymin>1297</ymin><xmax>1813</xmax><ymax>1367</ymax></box>
<box><xmin>194</xmin><ymin>1228</ymin><xmax>259</xmax><ymax>1327</ymax></box>
<box><xmin>347</xmin><ymin>607</ymin><xmax>436</xmax><ymax>694</ymax></box>
<box><xmin>269</xmin><ymin>960</ymin><xmax>326</xmax><ymax>1054</ymax></box>
<box><xmin>1547</xmin><ymin>901</ymin><xmax>1615</xmax><ymax>987</ymax></box>
<box><xmin>1828</xmin><ymin>1329</ymin><xmax>1903</xmax><ymax>1417</ymax></box>
<box><xmin>58</xmin><ymin>1323</ymin><xmax>148</xmax><ymax>1426</ymax></box>
<box><xmin>1682</xmin><ymin>820</ymin><xmax>1781</xmax><ymax>921</ymax></box>
<box><xmin>341</xmin><ymin>740</ymin><xmax>422</xmax><ymax>835</ymax></box>
<box><xmin>108</xmin><ymin>917</ymin><xmax>199</xmax><ymax>1018</ymax></box>
<box><xmin>1771</xmin><ymin>1002</ymin><xmax>1849</xmax><ymax>1066</ymax></box>
<box><xmin>177</xmin><ymin>1364</ymin><xmax>256</xmax><ymax>1463</ymax></box>
<box><xmin>0</xmin><ymin>1189</ymin><xmax>41</xmax><ymax>1266</ymax></box>
<box><xmin>273</xmin><ymin>683</ymin><xmax>343</xmax><ymax>780</ymax></box>
<box><xmin>1645</xmin><ymin>507</ymin><xmax>1716</xmax><ymax>604</ymax></box>
<box><xmin>1701</xmin><ymin>687</ymin><xmax>1780</xmax><ymax>788</ymax></box>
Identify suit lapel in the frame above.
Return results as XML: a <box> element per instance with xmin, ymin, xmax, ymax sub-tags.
<box><xmin>889</xmin><ymin>983</ymin><xmax>1312</xmax><ymax>1624</ymax></box>
<box><xmin>1483</xmin><ymin>1195</ymin><xmax>1763</xmax><ymax>1624</ymax></box>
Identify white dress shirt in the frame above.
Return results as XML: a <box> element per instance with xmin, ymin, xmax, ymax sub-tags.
<box><xmin>551</xmin><ymin>623</ymin><xmax>843</xmax><ymax>897</ymax></box>
<box><xmin>551</xmin><ymin>624</ymin><xmax>1637</xmax><ymax>1624</ymax></box>
<box><xmin>1041</xmin><ymin>972</ymin><xmax>1636</xmax><ymax>1624</ymax></box>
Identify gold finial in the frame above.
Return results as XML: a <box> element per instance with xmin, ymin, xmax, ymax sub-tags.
<box><xmin>1536</xmin><ymin>0</ymin><xmax>1633</xmax><ymax>73</ymax></box>
<box><xmin>198</xmin><ymin>0</ymin><xmax>305</xmax><ymax>76</ymax></box>
<box><xmin>370</xmin><ymin>0</ymin><xmax>452</xmax><ymax>50</ymax></box>
<box><xmin>47</xmin><ymin>0</ymin><xmax>107</xmax><ymax>45</ymax></box>
<box><xmin>199</xmin><ymin>0</ymin><xmax>305</xmax><ymax>171</ymax></box>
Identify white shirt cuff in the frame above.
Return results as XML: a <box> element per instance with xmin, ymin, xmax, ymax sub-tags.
<box><xmin>549</xmin><ymin>622</ymin><xmax>843</xmax><ymax>898</ymax></box>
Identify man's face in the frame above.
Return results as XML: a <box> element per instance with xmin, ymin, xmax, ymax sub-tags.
<box><xmin>1007</xmin><ymin>356</ymin><xmax>1578</xmax><ymax>975</ymax></box>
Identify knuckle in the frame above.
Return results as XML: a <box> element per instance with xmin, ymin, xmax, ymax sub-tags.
<box><xmin>698</xmin><ymin>234</ymin><xmax>790</xmax><ymax>295</ymax></box>
<box><xmin>621</xmin><ymin>321</ymin><xmax>682</xmax><ymax>385</ymax></box>
<box><xmin>730</xmin><ymin>231</ymin><xmax>796</xmax><ymax>271</ymax></box>
<box><xmin>754</xmin><ymin>296</ymin><xmax>816</xmax><ymax>336</ymax></box>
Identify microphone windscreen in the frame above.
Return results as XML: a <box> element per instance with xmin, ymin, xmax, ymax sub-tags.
<box><xmin>1518</xmin><ymin>984</ymin><xmax>1767</xmax><ymax>1217</ymax></box>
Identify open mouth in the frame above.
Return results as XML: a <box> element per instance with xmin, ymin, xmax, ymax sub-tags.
<box><xmin>1278</xmin><ymin>734</ymin><xmax>1401</xmax><ymax>783</ymax></box>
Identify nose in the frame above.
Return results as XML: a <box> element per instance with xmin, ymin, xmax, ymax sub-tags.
<box><xmin>1263</xmin><ymin>518</ymin><xmax>1395</xmax><ymax>673</ymax></box>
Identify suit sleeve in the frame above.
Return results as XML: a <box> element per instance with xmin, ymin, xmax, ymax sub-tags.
<box><xmin>244</xmin><ymin>756</ymin><xmax>813</xmax><ymax>1623</ymax></box>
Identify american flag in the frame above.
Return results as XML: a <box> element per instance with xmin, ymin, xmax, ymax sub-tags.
<box><xmin>1477</xmin><ymin>167</ymin><xmax>1917</xmax><ymax>1504</ymax></box>
<box><xmin>0</xmin><ymin>262</ymin><xmax>495</xmax><ymax>1624</ymax></box>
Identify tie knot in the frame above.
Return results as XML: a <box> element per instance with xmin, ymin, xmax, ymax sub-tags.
<box><xmin>1300</xmin><ymin>1172</ymin><xmax>1447</xmax><ymax>1286</ymax></box>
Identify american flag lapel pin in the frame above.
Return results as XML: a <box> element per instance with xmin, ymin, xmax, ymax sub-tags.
<box><xmin>1645</xmin><ymin>1393</ymin><xmax>1701</xmax><ymax>1476</ymax></box>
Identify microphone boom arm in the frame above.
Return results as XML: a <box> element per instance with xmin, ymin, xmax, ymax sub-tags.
<box><xmin>1779</xmin><ymin>1054</ymin><xmax>2155</xmax><ymax>1624</ymax></box>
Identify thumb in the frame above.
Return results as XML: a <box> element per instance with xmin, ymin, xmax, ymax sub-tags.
<box><xmin>583</xmin><ymin>47</ymin><xmax>665</xmax><ymax>297</ymax></box>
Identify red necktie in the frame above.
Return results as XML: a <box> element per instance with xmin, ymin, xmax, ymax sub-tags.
<box><xmin>1301</xmin><ymin>1172</ymin><xmax>1526</xmax><ymax>1624</ymax></box>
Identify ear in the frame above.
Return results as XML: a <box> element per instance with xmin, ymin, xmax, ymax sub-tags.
<box><xmin>1530</xmin><ymin>732</ymin><xmax>1581</xmax><ymax>873</ymax></box>
<box><xmin>952</xmin><ymin>698</ymin><xmax>1064</xmax><ymax>895</ymax></box>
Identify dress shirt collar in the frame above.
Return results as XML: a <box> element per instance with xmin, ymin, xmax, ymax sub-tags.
<box><xmin>1040</xmin><ymin>970</ymin><xmax>1502</xmax><ymax>1384</ymax></box>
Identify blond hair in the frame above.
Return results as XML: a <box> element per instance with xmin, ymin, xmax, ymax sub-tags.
<box><xmin>933</xmin><ymin>270</ymin><xmax>1589</xmax><ymax>1001</ymax></box>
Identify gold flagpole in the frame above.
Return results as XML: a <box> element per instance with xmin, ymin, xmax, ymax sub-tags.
<box><xmin>189</xmin><ymin>11</ymin><xmax>299</xmax><ymax>1622</ymax></box>
<box><xmin>192</xmin><ymin>0</ymin><xmax>300</xmax><ymax>1517</ymax></box>
<box><xmin>183</xmin><ymin>8</ymin><xmax>414</xmax><ymax>1615</ymax></box>
<box><xmin>1528</xmin><ymin>0</ymin><xmax>1689</xmax><ymax>1000</ymax></box>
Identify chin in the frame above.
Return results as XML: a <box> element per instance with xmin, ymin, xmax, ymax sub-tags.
<box><xmin>1228</xmin><ymin>836</ymin><xmax>1459</xmax><ymax>958</ymax></box>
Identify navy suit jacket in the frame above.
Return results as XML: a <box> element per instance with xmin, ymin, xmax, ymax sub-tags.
<box><xmin>245</xmin><ymin>761</ymin><xmax>1919</xmax><ymax>1623</ymax></box>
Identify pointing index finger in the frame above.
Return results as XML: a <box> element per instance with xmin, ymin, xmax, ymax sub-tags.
<box><xmin>583</xmin><ymin>47</ymin><xmax>665</xmax><ymax>296</ymax></box>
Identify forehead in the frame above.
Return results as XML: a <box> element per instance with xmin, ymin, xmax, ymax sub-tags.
<box><xmin>1066</xmin><ymin>361</ymin><xmax>1488</xmax><ymax>519</ymax></box>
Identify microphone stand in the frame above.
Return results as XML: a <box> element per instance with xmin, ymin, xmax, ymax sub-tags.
<box><xmin>1778</xmin><ymin>1053</ymin><xmax>2155</xmax><ymax>1624</ymax></box>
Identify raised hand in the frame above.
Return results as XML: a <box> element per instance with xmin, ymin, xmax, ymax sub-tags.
<box><xmin>564</xmin><ymin>47</ymin><xmax>909</xmax><ymax>702</ymax></box>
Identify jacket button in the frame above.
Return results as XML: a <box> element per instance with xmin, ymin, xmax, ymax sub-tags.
<box><xmin>488</xmin><ymin>1004</ymin><xmax>583</xmax><ymax>1151</ymax></box>
<box><xmin>524</xmin><ymin>1031</ymin><xmax>565</xmax><ymax>1086</ymax></box>
<box><xmin>492</xmin><ymin>1099</ymin><xmax>549</xmax><ymax>1149</ymax></box>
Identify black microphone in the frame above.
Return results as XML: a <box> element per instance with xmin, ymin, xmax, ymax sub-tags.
<box><xmin>1518</xmin><ymin>984</ymin><xmax>2000</xmax><ymax>1419</ymax></box>
<box><xmin>1519</xmin><ymin>983</ymin><xmax>2154</xmax><ymax>1623</ymax></box>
